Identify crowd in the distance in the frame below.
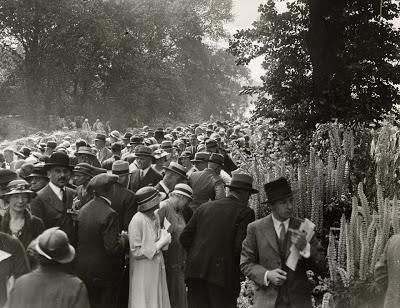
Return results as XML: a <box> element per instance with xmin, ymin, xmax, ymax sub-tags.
<box><xmin>0</xmin><ymin>120</ymin><xmax>326</xmax><ymax>308</ymax></box>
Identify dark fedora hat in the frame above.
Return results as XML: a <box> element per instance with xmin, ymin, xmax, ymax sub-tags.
<box><xmin>136</xmin><ymin>186</ymin><xmax>166</xmax><ymax>212</ymax></box>
<box><xmin>163</xmin><ymin>162</ymin><xmax>187</xmax><ymax>178</ymax></box>
<box><xmin>130</xmin><ymin>135</ymin><xmax>143</xmax><ymax>145</ymax></box>
<box><xmin>75</xmin><ymin>146</ymin><xmax>96</xmax><ymax>157</ymax></box>
<box><xmin>44</xmin><ymin>152</ymin><xmax>74</xmax><ymax>170</ymax></box>
<box><xmin>0</xmin><ymin>169</ymin><xmax>18</xmax><ymax>185</ymax></box>
<box><xmin>191</xmin><ymin>152</ymin><xmax>210</xmax><ymax>163</ymax></box>
<box><xmin>262</xmin><ymin>177</ymin><xmax>295</xmax><ymax>204</ymax></box>
<box><xmin>225</xmin><ymin>173</ymin><xmax>258</xmax><ymax>194</ymax></box>
<box><xmin>26</xmin><ymin>163</ymin><xmax>48</xmax><ymax>179</ymax></box>
<box><xmin>73</xmin><ymin>163</ymin><xmax>96</xmax><ymax>177</ymax></box>
<box><xmin>122</xmin><ymin>132</ymin><xmax>133</xmax><ymax>141</ymax></box>
<box><xmin>208</xmin><ymin>153</ymin><xmax>224</xmax><ymax>166</ymax></box>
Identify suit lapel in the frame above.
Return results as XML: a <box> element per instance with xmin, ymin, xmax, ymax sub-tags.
<box><xmin>44</xmin><ymin>185</ymin><xmax>65</xmax><ymax>213</ymax></box>
<box><xmin>261</xmin><ymin>215</ymin><xmax>280</xmax><ymax>255</ymax></box>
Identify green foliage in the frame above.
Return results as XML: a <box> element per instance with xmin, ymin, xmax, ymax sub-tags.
<box><xmin>0</xmin><ymin>0</ymin><xmax>248</xmax><ymax>128</ymax></box>
<box><xmin>229</xmin><ymin>0</ymin><xmax>400</xmax><ymax>141</ymax></box>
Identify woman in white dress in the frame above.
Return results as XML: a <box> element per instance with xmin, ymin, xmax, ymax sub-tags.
<box><xmin>128</xmin><ymin>186</ymin><xmax>171</xmax><ymax>308</ymax></box>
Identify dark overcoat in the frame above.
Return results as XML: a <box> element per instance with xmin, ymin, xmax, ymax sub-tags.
<box><xmin>109</xmin><ymin>182</ymin><xmax>137</xmax><ymax>232</ymax></box>
<box><xmin>128</xmin><ymin>167</ymin><xmax>162</xmax><ymax>193</ymax></box>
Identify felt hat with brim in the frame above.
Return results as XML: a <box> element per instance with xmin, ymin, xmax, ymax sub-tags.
<box><xmin>0</xmin><ymin>169</ymin><xmax>18</xmax><ymax>185</ymax></box>
<box><xmin>46</xmin><ymin>141</ymin><xmax>57</xmax><ymax>149</ymax></box>
<box><xmin>206</xmin><ymin>138</ymin><xmax>218</xmax><ymax>148</ymax></box>
<box><xmin>130</xmin><ymin>135</ymin><xmax>143</xmax><ymax>145</ymax></box>
<box><xmin>88</xmin><ymin>173</ymin><xmax>119</xmax><ymax>191</ymax></box>
<box><xmin>73</xmin><ymin>163</ymin><xmax>96</xmax><ymax>177</ymax></box>
<box><xmin>111</xmin><ymin>142</ymin><xmax>123</xmax><ymax>152</ymax></box>
<box><xmin>94</xmin><ymin>133</ymin><xmax>106</xmax><ymax>142</ymax></box>
<box><xmin>171</xmin><ymin>183</ymin><xmax>193</xmax><ymax>200</ymax></box>
<box><xmin>75</xmin><ymin>146</ymin><xmax>96</xmax><ymax>157</ymax></box>
<box><xmin>133</xmin><ymin>145</ymin><xmax>155</xmax><ymax>159</ymax></box>
<box><xmin>225</xmin><ymin>173</ymin><xmax>259</xmax><ymax>194</ymax></box>
<box><xmin>110</xmin><ymin>130</ymin><xmax>121</xmax><ymax>140</ymax></box>
<box><xmin>44</xmin><ymin>152</ymin><xmax>74</xmax><ymax>171</ymax></box>
<box><xmin>163</xmin><ymin>162</ymin><xmax>187</xmax><ymax>178</ymax></box>
<box><xmin>208</xmin><ymin>153</ymin><xmax>224</xmax><ymax>166</ymax></box>
<box><xmin>161</xmin><ymin>140</ymin><xmax>173</xmax><ymax>149</ymax></box>
<box><xmin>261</xmin><ymin>177</ymin><xmax>296</xmax><ymax>204</ymax></box>
<box><xmin>136</xmin><ymin>186</ymin><xmax>166</xmax><ymax>212</ymax></box>
<box><xmin>1</xmin><ymin>179</ymin><xmax>35</xmax><ymax>198</ymax></box>
<box><xmin>179</xmin><ymin>151</ymin><xmax>192</xmax><ymax>159</ymax></box>
<box><xmin>112</xmin><ymin>160</ymin><xmax>129</xmax><ymax>176</ymax></box>
<box><xmin>34</xmin><ymin>227</ymin><xmax>75</xmax><ymax>264</ymax></box>
<box><xmin>191</xmin><ymin>152</ymin><xmax>210</xmax><ymax>163</ymax></box>
<box><xmin>27</xmin><ymin>164</ymin><xmax>48</xmax><ymax>179</ymax></box>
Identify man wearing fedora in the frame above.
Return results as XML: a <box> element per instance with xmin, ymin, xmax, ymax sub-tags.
<box><xmin>188</xmin><ymin>153</ymin><xmax>226</xmax><ymax>211</ymax></box>
<box><xmin>240</xmin><ymin>177</ymin><xmax>325</xmax><ymax>308</ymax></box>
<box><xmin>75</xmin><ymin>173</ymin><xmax>129</xmax><ymax>308</ymax></box>
<box><xmin>26</xmin><ymin>163</ymin><xmax>49</xmax><ymax>193</ymax></box>
<box><xmin>30</xmin><ymin>152</ymin><xmax>77</xmax><ymax>246</ymax></box>
<box><xmin>75</xmin><ymin>146</ymin><xmax>101</xmax><ymax>168</ymax></box>
<box><xmin>128</xmin><ymin>145</ymin><xmax>163</xmax><ymax>193</ymax></box>
<box><xmin>94</xmin><ymin>133</ymin><xmax>113</xmax><ymax>164</ymax></box>
<box><xmin>154</xmin><ymin>162</ymin><xmax>187</xmax><ymax>197</ymax></box>
<box><xmin>102</xmin><ymin>142</ymin><xmax>123</xmax><ymax>170</ymax></box>
<box><xmin>111</xmin><ymin>160</ymin><xmax>137</xmax><ymax>232</ymax></box>
<box><xmin>189</xmin><ymin>152</ymin><xmax>210</xmax><ymax>175</ymax></box>
<box><xmin>180</xmin><ymin>173</ymin><xmax>257</xmax><ymax>308</ymax></box>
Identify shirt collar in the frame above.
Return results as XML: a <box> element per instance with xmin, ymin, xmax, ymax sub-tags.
<box><xmin>49</xmin><ymin>182</ymin><xmax>64</xmax><ymax>200</ymax></box>
<box><xmin>271</xmin><ymin>213</ymin><xmax>290</xmax><ymax>233</ymax></box>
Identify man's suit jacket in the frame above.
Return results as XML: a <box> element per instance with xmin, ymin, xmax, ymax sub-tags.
<box><xmin>188</xmin><ymin>168</ymin><xmax>225</xmax><ymax>210</ymax></box>
<box><xmin>75</xmin><ymin>196</ymin><xmax>126</xmax><ymax>285</ymax></box>
<box><xmin>180</xmin><ymin>196</ymin><xmax>255</xmax><ymax>296</ymax></box>
<box><xmin>128</xmin><ymin>167</ymin><xmax>162</xmax><ymax>193</ymax></box>
<box><xmin>101</xmin><ymin>155</ymin><xmax>120</xmax><ymax>170</ymax></box>
<box><xmin>30</xmin><ymin>184</ymin><xmax>76</xmax><ymax>245</ymax></box>
<box><xmin>97</xmin><ymin>147</ymin><xmax>113</xmax><ymax>164</ymax></box>
<box><xmin>109</xmin><ymin>183</ymin><xmax>137</xmax><ymax>232</ymax></box>
<box><xmin>240</xmin><ymin>214</ymin><xmax>325</xmax><ymax>308</ymax></box>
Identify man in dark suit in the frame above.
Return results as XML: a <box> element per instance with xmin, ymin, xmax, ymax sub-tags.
<box><xmin>111</xmin><ymin>160</ymin><xmax>137</xmax><ymax>232</ymax></box>
<box><xmin>102</xmin><ymin>142</ymin><xmax>123</xmax><ymax>170</ymax></box>
<box><xmin>75</xmin><ymin>173</ymin><xmax>129</xmax><ymax>308</ymax></box>
<box><xmin>30</xmin><ymin>152</ymin><xmax>77</xmax><ymax>245</ymax></box>
<box><xmin>188</xmin><ymin>153</ymin><xmax>225</xmax><ymax>211</ymax></box>
<box><xmin>180</xmin><ymin>173</ymin><xmax>258</xmax><ymax>308</ymax></box>
<box><xmin>240</xmin><ymin>177</ymin><xmax>326</xmax><ymax>308</ymax></box>
<box><xmin>154</xmin><ymin>162</ymin><xmax>187</xmax><ymax>196</ymax></box>
<box><xmin>128</xmin><ymin>145</ymin><xmax>162</xmax><ymax>193</ymax></box>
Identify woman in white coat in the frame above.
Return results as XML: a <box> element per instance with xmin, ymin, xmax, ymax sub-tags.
<box><xmin>128</xmin><ymin>186</ymin><xmax>171</xmax><ymax>308</ymax></box>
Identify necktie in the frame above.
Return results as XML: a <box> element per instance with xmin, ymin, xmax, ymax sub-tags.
<box><xmin>278</xmin><ymin>222</ymin><xmax>286</xmax><ymax>257</ymax></box>
<box><xmin>61</xmin><ymin>188</ymin><xmax>67</xmax><ymax>204</ymax></box>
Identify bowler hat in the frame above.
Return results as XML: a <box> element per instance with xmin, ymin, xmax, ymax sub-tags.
<box><xmin>208</xmin><ymin>153</ymin><xmax>224</xmax><ymax>166</ymax></box>
<box><xmin>225</xmin><ymin>173</ymin><xmax>258</xmax><ymax>194</ymax></box>
<box><xmin>1</xmin><ymin>179</ymin><xmax>35</xmax><ymax>198</ymax></box>
<box><xmin>88</xmin><ymin>173</ymin><xmax>119</xmax><ymax>191</ymax></box>
<box><xmin>0</xmin><ymin>170</ymin><xmax>18</xmax><ymax>185</ymax></box>
<box><xmin>35</xmin><ymin>227</ymin><xmax>75</xmax><ymax>264</ymax></box>
<box><xmin>163</xmin><ymin>162</ymin><xmax>187</xmax><ymax>178</ymax></box>
<box><xmin>44</xmin><ymin>152</ymin><xmax>74</xmax><ymax>170</ymax></box>
<box><xmin>136</xmin><ymin>186</ymin><xmax>165</xmax><ymax>212</ymax></box>
<box><xmin>262</xmin><ymin>177</ymin><xmax>294</xmax><ymax>204</ymax></box>
<box><xmin>191</xmin><ymin>152</ymin><xmax>210</xmax><ymax>163</ymax></box>
<box><xmin>112</xmin><ymin>160</ymin><xmax>129</xmax><ymax>176</ymax></box>
<box><xmin>94</xmin><ymin>133</ymin><xmax>106</xmax><ymax>142</ymax></box>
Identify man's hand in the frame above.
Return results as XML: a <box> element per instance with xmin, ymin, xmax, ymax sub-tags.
<box><xmin>267</xmin><ymin>269</ymin><xmax>287</xmax><ymax>286</ymax></box>
<box><xmin>289</xmin><ymin>228</ymin><xmax>307</xmax><ymax>251</ymax></box>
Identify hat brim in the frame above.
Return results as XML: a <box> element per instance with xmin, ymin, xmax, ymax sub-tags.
<box><xmin>225</xmin><ymin>184</ymin><xmax>259</xmax><ymax>194</ymax></box>
<box><xmin>170</xmin><ymin>191</ymin><xmax>193</xmax><ymax>201</ymax></box>
<box><xmin>137</xmin><ymin>192</ymin><xmax>166</xmax><ymax>212</ymax></box>
<box><xmin>35</xmin><ymin>240</ymin><xmax>75</xmax><ymax>264</ymax></box>
<box><xmin>26</xmin><ymin>173</ymin><xmax>48</xmax><ymax>179</ymax></box>
<box><xmin>1</xmin><ymin>190</ymin><xmax>36</xmax><ymax>198</ymax></box>
<box><xmin>75</xmin><ymin>152</ymin><xmax>96</xmax><ymax>157</ymax></box>
<box><xmin>44</xmin><ymin>163</ymin><xmax>75</xmax><ymax>171</ymax></box>
<box><xmin>162</xmin><ymin>167</ymin><xmax>187</xmax><ymax>178</ymax></box>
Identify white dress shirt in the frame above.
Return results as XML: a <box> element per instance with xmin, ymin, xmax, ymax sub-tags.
<box><xmin>49</xmin><ymin>182</ymin><xmax>64</xmax><ymax>201</ymax></box>
<box><xmin>264</xmin><ymin>214</ymin><xmax>311</xmax><ymax>286</ymax></box>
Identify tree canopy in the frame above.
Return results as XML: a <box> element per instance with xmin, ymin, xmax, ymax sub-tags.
<box><xmin>229</xmin><ymin>0</ymin><xmax>400</xmax><ymax>139</ymax></box>
<box><xmin>0</xmin><ymin>0</ymin><xmax>249</xmax><ymax>128</ymax></box>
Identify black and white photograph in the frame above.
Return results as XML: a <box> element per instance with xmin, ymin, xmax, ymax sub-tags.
<box><xmin>0</xmin><ymin>0</ymin><xmax>400</xmax><ymax>307</ymax></box>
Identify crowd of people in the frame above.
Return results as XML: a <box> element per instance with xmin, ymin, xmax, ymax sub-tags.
<box><xmin>0</xmin><ymin>121</ymin><xmax>327</xmax><ymax>308</ymax></box>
